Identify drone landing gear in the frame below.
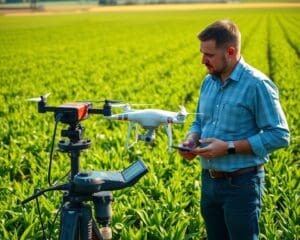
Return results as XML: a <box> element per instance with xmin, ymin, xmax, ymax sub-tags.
<box><xmin>126</xmin><ymin>123</ymin><xmax>156</xmax><ymax>149</ymax></box>
<box><xmin>164</xmin><ymin>123</ymin><xmax>173</xmax><ymax>152</ymax></box>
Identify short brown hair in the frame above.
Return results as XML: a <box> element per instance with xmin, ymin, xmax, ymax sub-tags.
<box><xmin>198</xmin><ymin>20</ymin><xmax>241</xmax><ymax>51</ymax></box>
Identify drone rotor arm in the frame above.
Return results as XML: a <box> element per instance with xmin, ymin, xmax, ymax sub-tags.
<box><xmin>126</xmin><ymin>121</ymin><xmax>137</xmax><ymax>149</ymax></box>
<box><xmin>134</xmin><ymin>124</ymin><xmax>139</xmax><ymax>144</ymax></box>
<box><xmin>165</xmin><ymin>123</ymin><xmax>173</xmax><ymax>152</ymax></box>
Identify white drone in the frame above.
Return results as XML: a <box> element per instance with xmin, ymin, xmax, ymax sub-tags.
<box><xmin>105</xmin><ymin>104</ymin><xmax>197</xmax><ymax>151</ymax></box>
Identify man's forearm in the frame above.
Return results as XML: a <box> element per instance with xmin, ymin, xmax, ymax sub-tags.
<box><xmin>233</xmin><ymin>139</ymin><xmax>253</xmax><ymax>154</ymax></box>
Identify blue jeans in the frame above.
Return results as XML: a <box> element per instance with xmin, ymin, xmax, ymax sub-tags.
<box><xmin>201</xmin><ymin>168</ymin><xmax>265</xmax><ymax>240</ymax></box>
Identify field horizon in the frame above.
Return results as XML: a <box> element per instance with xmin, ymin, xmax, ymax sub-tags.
<box><xmin>1</xmin><ymin>2</ymin><xmax>300</xmax><ymax>16</ymax></box>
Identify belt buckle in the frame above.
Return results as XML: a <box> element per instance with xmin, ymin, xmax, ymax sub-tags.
<box><xmin>208</xmin><ymin>169</ymin><xmax>216</xmax><ymax>179</ymax></box>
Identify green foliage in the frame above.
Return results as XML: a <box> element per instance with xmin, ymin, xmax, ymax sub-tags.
<box><xmin>0</xmin><ymin>7</ymin><xmax>299</xmax><ymax>240</ymax></box>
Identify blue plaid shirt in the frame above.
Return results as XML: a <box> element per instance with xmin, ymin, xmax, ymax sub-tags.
<box><xmin>189</xmin><ymin>57</ymin><xmax>290</xmax><ymax>172</ymax></box>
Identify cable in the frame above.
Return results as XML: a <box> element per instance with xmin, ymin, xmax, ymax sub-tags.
<box><xmin>51</xmin><ymin>170</ymin><xmax>71</xmax><ymax>187</ymax></box>
<box><xmin>48</xmin><ymin>114</ymin><xmax>62</xmax><ymax>186</ymax></box>
<box><xmin>24</xmin><ymin>185</ymin><xmax>69</xmax><ymax>239</ymax></box>
<box><xmin>35</xmin><ymin>191</ymin><xmax>47</xmax><ymax>240</ymax></box>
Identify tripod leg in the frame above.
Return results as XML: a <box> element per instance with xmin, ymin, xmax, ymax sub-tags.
<box><xmin>59</xmin><ymin>203</ymin><xmax>80</xmax><ymax>240</ymax></box>
<box><xmin>59</xmin><ymin>203</ymin><xmax>94</xmax><ymax>240</ymax></box>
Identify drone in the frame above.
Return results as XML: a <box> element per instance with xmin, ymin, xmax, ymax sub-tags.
<box><xmin>105</xmin><ymin>103</ymin><xmax>198</xmax><ymax>151</ymax></box>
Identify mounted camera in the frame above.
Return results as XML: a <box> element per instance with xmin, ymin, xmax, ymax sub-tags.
<box><xmin>53</xmin><ymin>102</ymin><xmax>92</xmax><ymax>124</ymax></box>
<box><xmin>28</xmin><ymin>93</ymin><xmax>115</xmax><ymax>125</ymax></box>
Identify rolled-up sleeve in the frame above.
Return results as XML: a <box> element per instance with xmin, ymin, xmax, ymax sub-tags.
<box><xmin>248</xmin><ymin>79</ymin><xmax>290</xmax><ymax>157</ymax></box>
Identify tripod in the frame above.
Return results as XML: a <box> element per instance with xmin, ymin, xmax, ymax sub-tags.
<box><xmin>22</xmin><ymin>122</ymin><xmax>148</xmax><ymax>240</ymax></box>
<box><xmin>57</xmin><ymin>123</ymin><xmax>109</xmax><ymax>240</ymax></box>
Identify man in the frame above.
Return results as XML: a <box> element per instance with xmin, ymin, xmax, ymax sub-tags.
<box><xmin>179</xmin><ymin>20</ymin><xmax>290</xmax><ymax>240</ymax></box>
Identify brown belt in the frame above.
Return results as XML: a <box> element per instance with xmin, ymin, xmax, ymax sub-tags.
<box><xmin>206</xmin><ymin>165</ymin><xmax>264</xmax><ymax>179</ymax></box>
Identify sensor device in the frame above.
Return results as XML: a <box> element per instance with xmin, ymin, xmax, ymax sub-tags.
<box><xmin>55</xmin><ymin>102</ymin><xmax>92</xmax><ymax>124</ymax></box>
<box><xmin>73</xmin><ymin>159</ymin><xmax>148</xmax><ymax>194</ymax></box>
<box><xmin>171</xmin><ymin>145</ymin><xmax>194</xmax><ymax>152</ymax></box>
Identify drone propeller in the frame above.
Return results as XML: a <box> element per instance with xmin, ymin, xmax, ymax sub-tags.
<box><xmin>100</xmin><ymin>99</ymin><xmax>123</xmax><ymax>104</ymax></box>
<box><xmin>112</xmin><ymin>103</ymin><xmax>153</xmax><ymax>108</ymax></box>
<box><xmin>177</xmin><ymin>105</ymin><xmax>203</xmax><ymax>121</ymax></box>
<box><xmin>75</xmin><ymin>99</ymin><xmax>123</xmax><ymax>105</ymax></box>
<box><xmin>27</xmin><ymin>93</ymin><xmax>51</xmax><ymax>102</ymax></box>
<box><xmin>112</xmin><ymin>103</ymin><xmax>154</xmax><ymax>112</ymax></box>
<box><xmin>178</xmin><ymin>105</ymin><xmax>188</xmax><ymax>116</ymax></box>
<box><xmin>180</xmin><ymin>113</ymin><xmax>204</xmax><ymax>117</ymax></box>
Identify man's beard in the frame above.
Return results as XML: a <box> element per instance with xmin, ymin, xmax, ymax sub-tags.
<box><xmin>208</xmin><ymin>55</ymin><xmax>228</xmax><ymax>78</ymax></box>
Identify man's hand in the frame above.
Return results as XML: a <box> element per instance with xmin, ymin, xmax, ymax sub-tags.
<box><xmin>179</xmin><ymin>139</ymin><xmax>198</xmax><ymax>161</ymax></box>
<box><xmin>192</xmin><ymin>138</ymin><xmax>227</xmax><ymax>159</ymax></box>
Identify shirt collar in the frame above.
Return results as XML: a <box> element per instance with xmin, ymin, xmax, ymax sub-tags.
<box><xmin>228</xmin><ymin>56</ymin><xmax>245</xmax><ymax>82</ymax></box>
<box><xmin>211</xmin><ymin>56</ymin><xmax>245</xmax><ymax>82</ymax></box>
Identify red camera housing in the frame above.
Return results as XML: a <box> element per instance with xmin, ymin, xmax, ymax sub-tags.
<box><xmin>55</xmin><ymin>102</ymin><xmax>92</xmax><ymax>124</ymax></box>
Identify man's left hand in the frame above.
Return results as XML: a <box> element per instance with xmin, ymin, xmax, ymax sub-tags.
<box><xmin>191</xmin><ymin>138</ymin><xmax>228</xmax><ymax>159</ymax></box>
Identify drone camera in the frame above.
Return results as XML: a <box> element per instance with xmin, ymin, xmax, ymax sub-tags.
<box><xmin>139</xmin><ymin>131</ymin><xmax>155</xmax><ymax>143</ymax></box>
<box><xmin>176</xmin><ymin>113</ymin><xmax>186</xmax><ymax>123</ymax></box>
<box><xmin>55</xmin><ymin>102</ymin><xmax>92</xmax><ymax>124</ymax></box>
<box><xmin>145</xmin><ymin>136</ymin><xmax>152</xmax><ymax>143</ymax></box>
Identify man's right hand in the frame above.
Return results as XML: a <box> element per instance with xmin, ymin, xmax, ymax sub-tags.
<box><xmin>179</xmin><ymin>139</ymin><xmax>197</xmax><ymax>161</ymax></box>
